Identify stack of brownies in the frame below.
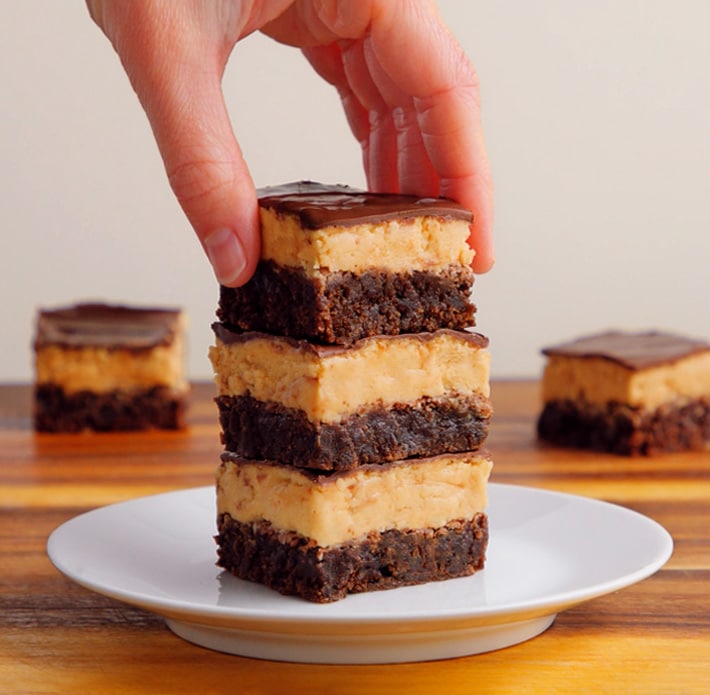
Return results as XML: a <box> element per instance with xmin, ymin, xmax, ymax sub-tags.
<box><xmin>209</xmin><ymin>182</ymin><xmax>493</xmax><ymax>602</ymax></box>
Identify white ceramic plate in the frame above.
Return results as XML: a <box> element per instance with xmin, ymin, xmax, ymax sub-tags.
<box><xmin>47</xmin><ymin>483</ymin><xmax>672</xmax><ymax>664</ymax></box>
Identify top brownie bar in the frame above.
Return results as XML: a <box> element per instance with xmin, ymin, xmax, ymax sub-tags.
<box><xmin>218</xmin><ymin>181</ymin><xmax>477</xmax><ymax>345</ymax></box>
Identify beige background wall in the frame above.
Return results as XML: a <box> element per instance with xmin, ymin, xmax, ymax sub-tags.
<box><xmin>1</xmin><ymin>1</ymin><xmax>708</xmax><ymax>381</ymax></box>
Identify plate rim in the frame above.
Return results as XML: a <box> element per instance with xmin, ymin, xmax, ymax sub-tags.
<box><xmin>47</xmin><ymin>482</ymin><xmax>674</xmax><ymax>634</ymax></box>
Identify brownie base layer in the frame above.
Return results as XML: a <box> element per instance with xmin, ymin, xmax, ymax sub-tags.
<box><xmin>215</xmin><ymin>392</ymin><xmax>492</xmax><ymax>471</ymax></box>
<box><xmin>34</xmin><ymin>384</ymin><xmax>187</xmax><ymax>432</ymax></box>
<box><xmin>537</xmin><ymin>397</ymin><xmax>710</xmax><ymax>455</ymax></box>
<box><xmin>216</xmin><ymin>513</ymin><xmax>489</xmax><ymax>603</ymax></box>
<box><xmin>218</xmin><ymin>260</ymin><xmax>476</xmax><ymax>345</ymax></box>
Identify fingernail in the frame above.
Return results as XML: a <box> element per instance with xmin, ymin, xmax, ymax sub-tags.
<box><xmin>204</xmin><ymin>228</ymin><xmax>247</xmax><ymax>286</ymax></box>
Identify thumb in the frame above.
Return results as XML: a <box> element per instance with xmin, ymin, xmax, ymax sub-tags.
<box><xmin>88</xmin><ymin>2</ymin><xmax>259</xmax><ymax>287</ymax></box>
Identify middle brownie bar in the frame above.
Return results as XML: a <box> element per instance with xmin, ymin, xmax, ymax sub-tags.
<box><xmin>210</xmin><ymin>323</ymin><xmax>492</xmax><ymax>471</ymax></box>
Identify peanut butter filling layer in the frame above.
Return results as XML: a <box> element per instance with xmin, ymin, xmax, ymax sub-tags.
<box><xmin>256</xmin><ymin>181</ymin><xmax>475</xmax><ymax>275</ymax></box>
<box><xmin>210</xmin><ymin>328</ymin><xmax>490</xmax><ymax>422</ymax></box>
<box><xmin>216</xmin><ymin>451</ymin><xmax>492</xmax><ymax>548</ymax></box>
<box><xmin>259</xmin><ymin>208</ymin><xmax>474</xmax><ymax>275</ymax></box>
<box><xmin>542</xmin><ymin>352</ymin><xmax>710</xmax><ymax>411</ymax></box>
<box><xmin>541</xmin><ymin>330</ymin><xmax>710</xmax><ymax>411</ymax></box>
<box><xmin>35</xmin><ymin>343</ymin><xmax>188</xmax><ymax>395</ymax></box>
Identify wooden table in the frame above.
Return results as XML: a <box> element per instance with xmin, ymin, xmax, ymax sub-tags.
<box><xmin>1</xmin><ymin>381</ymin><xmax>708</xmax><ymax>694</ymax></box>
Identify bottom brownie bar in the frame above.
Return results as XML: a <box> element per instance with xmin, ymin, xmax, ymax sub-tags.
<box><xmin>216</xmin><ymin>513</ymin><xmax>488</xmax><ymax>603</ymax></box>
<box><xmin>34</xmin><ymin>384</ymin><xmax>186</xmax><ymax>432</ymax></box>
<box><xmin>215</xmin><ymin>450</ymin><xmax>492</xmax><ymax>602</ymax></box>
<box><xmin>537</xmin><ymin>397</ymin><xmax>710</xmax><ymax>455</ymax></box>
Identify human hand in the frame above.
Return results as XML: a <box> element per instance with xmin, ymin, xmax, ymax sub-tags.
<box><xmin>87</xmin><ymin>0</ymin><xmax>494</xmax><ymax>287</ymax></box>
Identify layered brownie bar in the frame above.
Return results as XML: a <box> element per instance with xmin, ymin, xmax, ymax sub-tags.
<box><xmin>217</xmin><ymin>181</ymin><xmax>477</xmax><ymax>345</ymax></box>
<box><xmin>215</xmin><ymin>450</ymin><xmax>492</xmax><ymax>602</ymax></box>
<box><xmin>537</xmin><ymin>330</ymin><xmax>710</xmax><ymax>455</ymax></box>
<box><xmin>34</xmin><ymin>303</ymin><xmax>189</xmax><ymax>432</ymax></box>
<box><xmin>210</xmin><ymin>323</ymin><xmax>492</xmax><ymax>470</ymax></box>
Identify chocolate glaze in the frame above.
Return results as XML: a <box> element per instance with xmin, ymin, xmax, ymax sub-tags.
<box><xmin>35</xmin><ymin>303</ymin><xmax>181</xmax><ymax>350</ymax></box>
<box><xmin>212</xmin><ymin>322</ymin><xmax>488</xmax><ymax>354</ymax></box>
<box><xmin>542</xmin><ymin>330</ymin><xmax>710</xmax><ymax>370</ymax></box>
<box><xmin>257</xmin><ymin>181</ymin><xmax>473</xmax><ymax>229</ymax></box>
<box><xmin>220</xmin><ymin>449</ymin><xmax>491</xmax><ymax>484</ymax></box>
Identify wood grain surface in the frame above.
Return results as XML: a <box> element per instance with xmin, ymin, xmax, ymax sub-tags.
<box><xmin>1</xmin><ymin>381</ymin><xmax>708</xmax><ymax>694</ymax></box>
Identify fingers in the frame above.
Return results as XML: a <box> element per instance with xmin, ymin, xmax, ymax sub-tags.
<box><xmin>414</xmin><ymin>87</ymin><xmax>495</xmax><ymax>272</ymax></box>
<box><xmin>339</xmin><ymin>40</ymin><xmax>400</xmax><ymax>192</ymax></box>
<box><xmin>366</xmin><ymin>2</ymin><xmax>495</xmax><ymax>272</ymax></box>
<box><xmin>359</xmin><ymin>35</ymin><xmax>440</xmax><ymax>195</ymax></box>
<box><xmin>86</xmin><ymin>1</ymin><xmax>260</xmax><ymax>287</ymax></box>
<box><xmin>304</xmin><ymin>41</ymin><xmax>399</xmax><ymax>192</ymax></box>
<box><xmin>299</xmin><ymin>1</ymin><xmax>494</xmax><ymax>272</ymax></box>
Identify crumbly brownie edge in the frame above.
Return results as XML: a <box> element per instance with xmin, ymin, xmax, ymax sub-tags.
<box><xmin>215</xmin><ymin>513</ymin><xmax>489</xmax><ymax>603</ymax></box>
<box><xmin>34</xmin><ymin>384</ymin><xmax>187</xmax><ymax>432</ymax></box>
<box><xmin>537</xmin><ymin>397</ymin><xmax>710</xmax><ymax>455</ymax></box>
<box><xmin>215</xmin><ymin>392</ymin><xmax>492</xmax><ymax>470</ymax></box>
<box><xmin>217</xmin><ymin>261</ymin><xmax>476</xmax><ymax>345</ymax></box>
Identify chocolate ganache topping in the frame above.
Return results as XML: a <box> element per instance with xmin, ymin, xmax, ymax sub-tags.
<box><xmin>35</xmin><ymin>303</ymin><xmax>181</xmax><ymax>350</ymax></box>
<box><xmin>257</xmin><ymin>181</ymin><xmax>473</xmax><ymax>229</ymax></box>
<box><xmin>542</xmin><ymin>331</ymin><xmax>710</xmax><ymax>370</ymax></box>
